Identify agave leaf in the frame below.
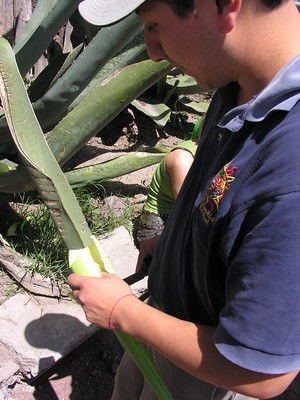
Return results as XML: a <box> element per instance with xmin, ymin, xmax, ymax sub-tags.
<box><xmin>177</xmin><ymin>96</ymin><xmax>210</xmax><ymax>115</ymax></box>
<box><xmin>0</xmin><ymin>38</ymin><xmax>172</xmax><ymax>400</ymax></box>
<box><xmin>115</xmin><ymin>330</ymin><xmax>172</xmax><ymax>400</ymax></box>
<box><xmin>27</xmin><ymin>53</ymin><xmax>69</xmax><ymax>102</ymax></box>
<box><xmin>0</xmin><ymin>37</ymin><xmax>92</xmax><ymax>250</ymax></box>
<box><xmin>69</xmin><ymin>236</ymin><xmax>115</xmax><ymax>277</ymax></box>
<box><xmin>65</xmin><ymin>151</ymin><xmax>166</xmax><ymax>189</ymax></box>
<box><xmin>47</xmin><ymin>59</ymin><xmax>172</xmax><ymax>166</ymax></box>
<box><xmin>0</xmin><ymin>149</ymin><xmax>167</xmax><ymax>194</ymax></box>
<box><xmin>0</xmin><ymin>13</ymin><xmax>143</xmax><ymax>153</ymax></box>
<box><xmin>69</xmin><ymin>237</ymin><xmax>172</xmax><ymax>400</ymax></box>
<box><xmin>18</xmin><ymin>14</ymin><xmax>141</xmax><ymax>135</ymax></box>
<box><xmin>30</xmin><ymin>13</ymin><xmax>143</xmax><ymax>130</ymax></box>
<box><xmin>132</xmin><ymin>97</ymin><xmax>172</xmax><ymax>127</ymax></box>
<box><xmin>165</xmin><ymin>74</ymin><xmax>205</xmax><ymax>95</ymax></box>
<box><xmin>14</xmin><ymin>0</ymin><xmax>82</xmax><ymax>77</ymax></box>
<box><xmin>28</xmin><ymin>44</ymin><xmax>83</xmax><ymax>103</ymax></box>
<box><xmin>44</xmin><ymin>44</ymin><xmax>84</xmax><ymax>91</ymax></box>
<box><xmin>68</xmin><ymin>35</ymin><xmax>148</xmax><ymax>112</ymax></box>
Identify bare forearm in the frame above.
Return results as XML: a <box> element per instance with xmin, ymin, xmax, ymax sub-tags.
<box><xmin>115</xmin><ymin>298</ymin><xmax>298</xmax><ymax>399</ymax></box>
<box><xmin>68</xmin><ymin>274</ymin><xmax>298</xmax><ymax>399</ymax></box>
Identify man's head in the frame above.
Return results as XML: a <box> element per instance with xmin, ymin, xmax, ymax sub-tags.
<box><xmin>78</xmin><ymin>0</ymin><xmax>289</xmax><ymax>26</ymax></box>
<box><xmin>79</xmin><ymin>0</ymin><xmax>298</xmax><ymax>99</ymax></box>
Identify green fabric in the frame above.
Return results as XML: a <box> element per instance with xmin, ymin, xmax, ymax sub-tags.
<box><xmin>144</xmin><ymin>140</ymin><xmax>197</xmax><ymax>215</ymax></box>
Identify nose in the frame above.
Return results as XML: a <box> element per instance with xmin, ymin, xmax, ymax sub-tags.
<box><xmin>144</xmin><ymin>31</ymin><xmax>166</xmax><ymax>62</ymax></box>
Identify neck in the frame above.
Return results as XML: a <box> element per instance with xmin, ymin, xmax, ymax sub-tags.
<box><xmin>236</xmin><ymin>1</ymin><xmax>300</xmax><ymax>105</ymax></box>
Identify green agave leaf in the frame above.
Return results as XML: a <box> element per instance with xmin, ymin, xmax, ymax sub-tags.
<box><xmin>28</xmin><ymin>13</ymin><xmax>143</xmax><ymax>131</ymax></box>
<box><xmin>64</xmin><ymin>151</ymin><xmax>166</xmax><ymax>189</ymax></box>
<box><xmin>132</xmin><ymin>98</ymin><xmax>172</xmax><ymax>127</ymax></box>
<box><xmin>0</xmin><ymin>0</ymin><xmax>82</xmax><ymax>153</ymax></box>
<box><xmin>0</xmin><ymin>149</ymin><xmax>169</xmax><ymax>195</ymax></box>
<box><xmin>115</xmin><ymin>331</ymin><xmax>173</xmax><ymax>400</ymax></box>
<box><xmin>165</xmin><ymin>74</ymin><xmax>205</xmax><ymax>95</ymax></box>
<box><xmin>177</xmin><ymin>96</ymin><xmax>210</xmax><ymax>115</ymax></box>
<box><xmin>27</xmin><ymin>53</ymin><xmax>69</xmax><ymax>103</ymax></box>
<box><xmin>14</xmin><ymin>0</ymin><xmax>62</xmax><ymax>54</ymax></box>
<box><xmin>69</xmin><ymin>237</ymin><xmax>172</xmax><ymax>399</ymax></box>
<box><xmin>68</xmin><ymin>36</ymin><xmax>147</xmax><ymax>112</ymax></box>
<box><xmin>46</xmin><ymin>44</ymin><xmax>84</xmax><ymax>90</ymax></box>
<box><xmin>14</xmin><ymin>0</ymin><xmax>82</xmax><ymax>77</ymax></box>
<box><xmin>47</xmin><ymin>59</ymin><xmax>172</xmax><ymax>166</ymax></box>
<box><xmin>28</xmin><ymin>44</ymin><xmax>84</xmax><ymax>103</ymax></box>
<box><xmin>0</xmin><ymin>37</ymin><xmax>92</xmax><ymax>250</ymax></box>
<box><xmin>0</xmin><ymin>13</ymin><xmax>143</xmax><ymax>154</ymax></box>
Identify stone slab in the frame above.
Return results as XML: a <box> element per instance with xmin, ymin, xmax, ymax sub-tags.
<box><xmin>0</xmin><ymin>293</ymin><xmax>98</xmax><ymax>385</ymax></box>
<box><xmin>99</xmin><ymin>226</ymin><xmax>148</xmax><ymax>296</ymax></box>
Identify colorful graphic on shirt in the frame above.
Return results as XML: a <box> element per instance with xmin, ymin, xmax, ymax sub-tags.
<box><xmin>199</xmin><ymin>162</ymin><xmax>237</xmax><ymax>225</ymax></box>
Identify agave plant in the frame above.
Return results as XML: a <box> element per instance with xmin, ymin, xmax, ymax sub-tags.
<box><xmin>0</xmin><ymin>36</ymin><xmax>172</xmax><ymax>400</ymax></box>
<box><xmin>0</xmin><ymin>0</ymin><xmax>173</xmax><ymax>194</ymax></box>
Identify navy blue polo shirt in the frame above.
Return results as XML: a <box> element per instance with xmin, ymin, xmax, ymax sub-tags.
<box><xmin>148</xmin><ymin>53</ymin><xmax>300</xmax><ymax>374</ymax></box>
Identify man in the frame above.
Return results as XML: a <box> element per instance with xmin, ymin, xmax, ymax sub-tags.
<box><xmin>68</xmin><ymin>1</ymin><xmax>300</xmax><ymax>399</ymax></box>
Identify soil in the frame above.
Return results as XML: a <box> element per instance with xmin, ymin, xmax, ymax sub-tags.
<box><xmin>1</xmin><ymin>104</ymin><xmax>300</xmax><ymax>399</ymax></box>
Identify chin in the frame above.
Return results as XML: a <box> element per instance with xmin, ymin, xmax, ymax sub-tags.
<box><xmin>195</xmin><ymin>78</ymin><xmax>214</xmax><ymax>90</ymax></box>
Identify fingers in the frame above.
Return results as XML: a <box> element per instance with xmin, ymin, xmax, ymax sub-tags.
<box><xmin>66</xmin><ymin>272</ymin><xmax>134</xmax><ymax>329</ymax></box>
<box><xmin>68</xmin><ymin>272</ymin><xmax>107</xmax><ymax>288</ymax></box>
<box><xmin>68</xmin><ymin>274</ymin><xmax>102</xmax><ymax>303</ymax></box>
<box><xmin>136</xmin><ymin>237</ymin><xmax>158</xmax><ymax>272</ymax></box>
<box><xmin>136</xmin><ymin>252</ymin><xmax>146</xmax><ymax>272</ymax></box>
<box><xmin>67</xmin><ymin>274</ymin><xmax>87</xmax><ymax>304</ymax></box>
<box><xmin>67</xmin><ymin>273</ymin><xmax>84</xmax><ymax>289</ymax></box>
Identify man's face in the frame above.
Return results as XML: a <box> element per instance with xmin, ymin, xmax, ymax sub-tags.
<box><xmin>138</xmin><ymin>0</ymin><xmax>228</xmax><ymax>89</ymax></box>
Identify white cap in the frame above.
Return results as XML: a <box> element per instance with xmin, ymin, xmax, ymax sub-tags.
<box><xmin>78</xmin><ymin>0</ymin><xmax>146</xmax><ymax>26</ymax></box>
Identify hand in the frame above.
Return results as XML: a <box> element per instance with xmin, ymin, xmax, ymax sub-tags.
<box><xmin>68</xmin><ymin>272</ymin><xmax>133</xmax><ymax>329</ymax></box>
<box><xmin>136</xmin><ymin>235</ymin><xmax>161</xmax><ymax>272</ymax></box>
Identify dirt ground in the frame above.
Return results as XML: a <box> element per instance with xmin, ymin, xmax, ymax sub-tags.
<box><xmin>1</xmin><ymin>104</ymin><xmax>300</xmax><ymax>399</ymax></box>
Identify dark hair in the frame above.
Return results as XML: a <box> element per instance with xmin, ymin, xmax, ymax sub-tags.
<box><xmin>261</xmin><ymin>0</ymin><xmax>288</xmax><ymax>7</ymax></box>
<box><xmin>154</xmin><ymin>0</ymin><xmax>288</xmax><ymax>16</ymax></box>
<box><xmin>154</xmin><ymin>0</ymin><xmax>195</xmax><ymax>17</ymax></box>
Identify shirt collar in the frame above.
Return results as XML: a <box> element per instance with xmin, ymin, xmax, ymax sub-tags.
<box><xmin>217</xmin><ymin>53</ymin><xmax>300</xmax><ymax>132</ymax></box>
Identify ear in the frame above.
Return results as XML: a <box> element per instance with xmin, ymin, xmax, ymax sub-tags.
<box><xmin>217</xmin><ymin>0</ymin><xmax>242</xmax><ymax>33</ymax></box>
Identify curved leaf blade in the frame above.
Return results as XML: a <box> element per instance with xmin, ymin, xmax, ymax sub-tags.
<box><xmin>0</xmin><ymin>38</ymin><xmax>92</xmax><ymax>249</ymax></box>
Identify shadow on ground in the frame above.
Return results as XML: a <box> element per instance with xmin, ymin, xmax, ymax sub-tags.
<box><xmin>30</xmin><ymin>329</ymin><xmax>123</xmax><ymax>400</ymax></box>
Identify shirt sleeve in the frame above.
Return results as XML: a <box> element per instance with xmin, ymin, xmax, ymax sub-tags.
<box><xmin>214</xmin><ymin>190</ymin><xmax>300</xmax><ymax>374</ymax></box>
